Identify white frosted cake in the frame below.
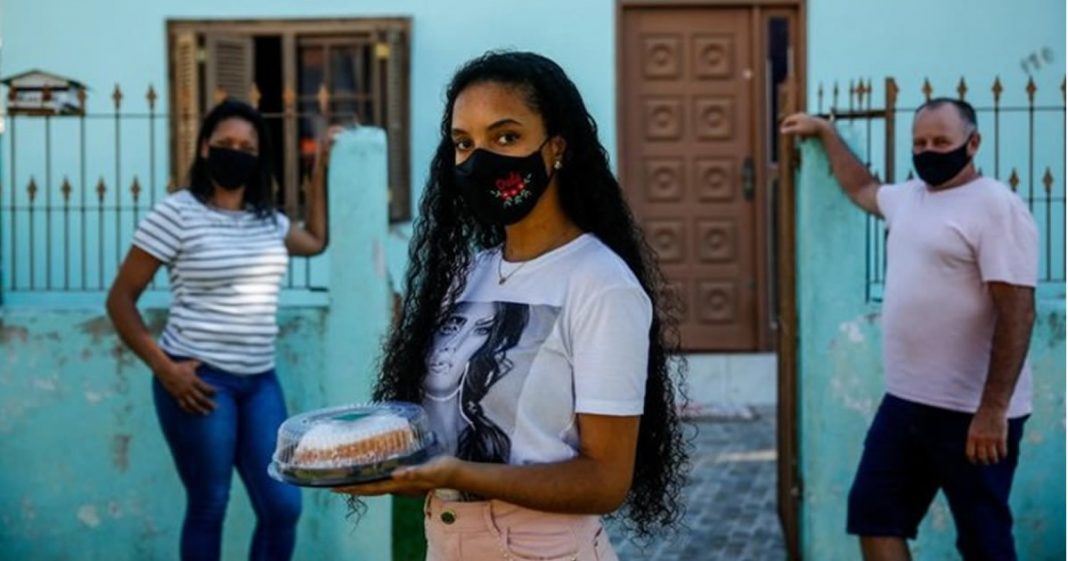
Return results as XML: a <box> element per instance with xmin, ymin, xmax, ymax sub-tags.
<box><xmin>290</xmin><ymin>413</ymin><xmax>417</xmax><ymax>469</ymax></box>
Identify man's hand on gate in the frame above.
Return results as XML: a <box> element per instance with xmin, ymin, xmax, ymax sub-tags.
<box><xmin>966</xmin><ymin>407</ymin><xmax>1009</xmax><ymax>465</ymax></box>
<box><xmin>780</xmin><ymin>113</ymin><xmax>831</xmax><ymax>137</ymax></box>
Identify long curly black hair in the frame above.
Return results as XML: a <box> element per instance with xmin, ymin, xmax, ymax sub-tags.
<box><xmin>373</xmin><ymin>51</ymin><xmax>689</xmax><ymax>538</ymax></box>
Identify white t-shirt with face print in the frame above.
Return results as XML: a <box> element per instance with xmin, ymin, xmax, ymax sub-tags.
<box><xmin>422</xmin><ymin>234</ymin><xmax>653</xmax><ymax>467</ymax></box>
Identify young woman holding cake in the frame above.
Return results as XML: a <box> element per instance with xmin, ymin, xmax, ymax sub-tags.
<box><xmin>107</xmin><ymin>99</ymin><xmax>337</xmax><ymax>561</ymax></box>
<box><xmin>335</xmin><ymin>51</ymin><xmax>689</xmax><ymax>560</ymax></box>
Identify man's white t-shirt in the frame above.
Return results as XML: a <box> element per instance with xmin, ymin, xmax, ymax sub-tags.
<box><xmin>877</xmin><ymin>177</ymin><xmax>1038</xmax><ymax>418</ymax></box>
<box><xmin>422</xmin><ymin>234</ymin><xmax>652</xmax><ymax>466</ymax></box>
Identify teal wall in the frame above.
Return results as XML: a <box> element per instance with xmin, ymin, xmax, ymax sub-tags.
<box><xmin>0</xmin><ymin>128</ymin><xmax>393</xmax><ymax>559</ymax></box>
<box><xmin>807</xmin><ymin>0</ymin><xmax>1065</xmax><ymax>107</ymax></box>
<box><xmin>795</xmin><ymin>138</ymin><xmax>1066</xmax><ymax>560</ymax></box>
<box><xmin>1</xmin><ymin>0</ymin><xmax>1061</xmax><ymax>289</ymax></box>
<box><xmin>0</xmin><ymin>0</ymin><xmax>618</xmax><ymax>219</ymax></box>
<box><xmin>806</xmin><ymin>0</ymin><xmax>1067</xmax><ymax>285</ymax></box>
<box><xmin>2</xmin><ymin>2</ymin><xmax>1065</xmax><ymax>558</ymax></box>
<box><xmin>0</xmin><ymin>0</ymin><xmax>619</xmax><ymax>301</ymax></box>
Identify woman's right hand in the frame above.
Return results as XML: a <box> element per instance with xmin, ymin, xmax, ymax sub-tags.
<box><xmin>155</xmin><ymin>359</ymin><xmax>217</xmax><ymax>415</ymax></box>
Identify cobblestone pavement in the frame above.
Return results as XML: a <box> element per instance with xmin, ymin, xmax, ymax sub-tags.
<box><xmin>609</xmin><ymin>407</ymin><xmax>786</xmax><ymax>561</ymax></box>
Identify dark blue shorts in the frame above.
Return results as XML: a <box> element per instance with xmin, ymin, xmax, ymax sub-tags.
<box><xmin>847</xmin><ymin>394</ymin><xmax>1027</xmax><ymax>560</ymax></box>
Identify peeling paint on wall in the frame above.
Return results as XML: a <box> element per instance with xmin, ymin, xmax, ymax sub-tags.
<box><xmin>77</xmin><ymin>505</ymin><xmax>101</xmax><ymax>528</ymax></box>
<box><xmin>797</xmin><ymin>140</ymin><xmax>1066</xmax><ymax>559</ymax></box>
<box><xmin>112</xmin><ymin>434</ymin><xmax>132</xmax><ymax>473</ymax></box>
<box><xmin>373</xmin><ymin>238</ymin><xmax>387</xmax><ymax>280</ymax></box>
<box><xmin>21</xmin><ymin>497</ymin><xmax>35</xmax><ymax>521</ymax></box>
<box><xmin>77</xmin><ymin>317</ymin><xmax>113</xmax><ymax>345</ymax></box>
<box><xmin>838</xmin><ymin>320</ymin><xmax>865</xmax><ymax>343</ymax></box>
<box><xmin>33</xmin><ymin>378</ymin><xmax>58</xmax><ymax>392</ymax></box>
<box><xmin>1046</xmin><ymin>311</ymin><xmax>1065</xmax><ymax>348</ymax></box>
<box><xmin>0</xmin><ymin>128</ymin><xmax>394</xmax><ymax>560</ymax></box>
<box><xmin>0</xmin><ymin>322</ymin><xmax>29</xmax><ymax>344</ymax></box>
<box><xmin>107</xmin><ymin>501</ymin><xmax>122</xmax><ymax>519</ymax></box>
<box><xmin>84</xmin><ymin>390</ymin><xmax>109</xmax><ymax>404</ymax></box>
<box><xmin>829</xmin><ymin>376</ymin><xmax>876</xmax><ymax>415</ymax></box>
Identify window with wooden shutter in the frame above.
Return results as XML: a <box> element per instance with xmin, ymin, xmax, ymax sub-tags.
<box><xmin>205</xmin><ymin>34</ymin><xmax>254</xmax><ymax>105</ymax></box>
<box><xmin>171</xmin><ymin>31</ymin><xmax>201</xmax><ymax>189</ymax></box>
<box><xmin>384</xmin><ymin>28</ymin><xmax>410</xmax><ymax>222</ymax></box>
<box><xmin>168</xmin><ymin>19</ymin><xmax>411</xmax><ymax>222</ymax></box>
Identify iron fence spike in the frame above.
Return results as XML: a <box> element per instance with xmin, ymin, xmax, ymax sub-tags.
<box><xmin>1008</xmin><ymin>169</ymin><xmax>1020</xmax><ymax>191</ymax></box>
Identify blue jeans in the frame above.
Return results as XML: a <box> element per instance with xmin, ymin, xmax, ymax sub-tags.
<box><xmin>153</xmin><ymin>360</ymin><xmax>301</xmax><ymax>561</ymax></box>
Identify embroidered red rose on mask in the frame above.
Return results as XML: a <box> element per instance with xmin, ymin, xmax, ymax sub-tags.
<box><xmin>494</xmin><ymin>172</ymin><xmax>529</xmax><ymax>201</ymax></box>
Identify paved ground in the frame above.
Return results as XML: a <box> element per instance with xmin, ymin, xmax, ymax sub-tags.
<box><xmin>609</xmin><ymin>407</ymin><xmax>786</xmax><ymax>561</ymax></box>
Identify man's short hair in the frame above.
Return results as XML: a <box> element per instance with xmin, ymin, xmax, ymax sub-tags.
<box><xmin>914</xmin><ymin>97</ymin><xmax>978</xmax><ymax>132</ymax></box>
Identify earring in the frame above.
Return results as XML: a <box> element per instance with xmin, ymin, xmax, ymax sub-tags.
<box><xmin>553</xmin><ymin>160</ymin><xmax>563</xmax><ymax>170</ymax></box>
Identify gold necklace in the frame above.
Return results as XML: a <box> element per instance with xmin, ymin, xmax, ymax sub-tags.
<box><xmin>496</xmin><ymin>229</ymin><xmax>579</xmax><ymax>285</ymax></box>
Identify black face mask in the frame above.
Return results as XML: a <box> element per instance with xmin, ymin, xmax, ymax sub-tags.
<box><xmin>912</xmin><ymin>135</ymin><xmax>973</xmax><ymax>187</ymax></box>
<box><xmin>207</xmin><ymin>146</ymin><xmax>259</xmax><ymax>191</ymax></box>
<box><xmin>454</xmin><ymin>139</ymin><xmax>555</xmax><ymax>226</ymax></box>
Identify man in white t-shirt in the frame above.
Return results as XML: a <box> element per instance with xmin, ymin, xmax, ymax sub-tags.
<box><xmin>781</xmin><ymin>99</ymin><xmax>1038</xmax><ymax>561</ymax></box>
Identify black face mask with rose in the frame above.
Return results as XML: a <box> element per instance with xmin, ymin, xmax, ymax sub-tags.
<box><xmin>453</xmin><ymin>138</ymin><xmax>556</xmax><ymax>226</ymax></box>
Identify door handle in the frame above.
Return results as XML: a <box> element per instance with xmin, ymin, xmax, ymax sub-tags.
<box><xmin>741</xmin><ymin>157</ymin><xmax>755</xmax><ymax>201</ymax></box>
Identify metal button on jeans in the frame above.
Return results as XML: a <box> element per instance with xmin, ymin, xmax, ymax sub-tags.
<box><xmin>440</xmin><ymin>510</ymin><xmax>456</xmax><ymax>524</ymax></box>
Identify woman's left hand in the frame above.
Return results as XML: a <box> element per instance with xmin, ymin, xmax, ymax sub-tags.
<box><xmin>332</xmin><ymin>455</ymin><xmax>463</xmax><ymax>497</ymax></box>
<box><xmin>317</xmin><ymin>125</ymin><xmax>346</xmax><ymax>166</ymax></box>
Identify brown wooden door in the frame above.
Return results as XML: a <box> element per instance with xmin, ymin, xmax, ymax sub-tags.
<box><xmin>620</xmin><ymin>7</ymin><xmax>759</xmax><ymax>351</ymax></box>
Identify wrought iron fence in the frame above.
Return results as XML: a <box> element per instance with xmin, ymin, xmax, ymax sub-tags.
<box><xmin>0</xmin><ymin>83</ymin><xmax>346</xmax><ymax>296</ymax></box>
<box><xmin>815</xmin><ymin>75</ymin><xmax>1066</xmax><ymax>301</ymax></box>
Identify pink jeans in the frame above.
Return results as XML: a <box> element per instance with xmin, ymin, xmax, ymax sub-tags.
<box><xmin>424</xmin><ymin>493</ymin><xmax>619</xmax><ymax>561</ymax></box>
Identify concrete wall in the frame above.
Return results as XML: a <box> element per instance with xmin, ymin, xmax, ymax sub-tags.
<box><xmin>0</xmin><ymin>128</ymin><xmax>393</xmax><ymax>560</ymax></box>
<box><xmin>794</xmin><ymin>138</ymin><xmax>1066</xmax><ymax>560</ymax></box>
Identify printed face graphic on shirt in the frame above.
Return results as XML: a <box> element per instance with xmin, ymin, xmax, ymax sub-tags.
<box><xmin>426</xmin><ymin>303</ymin><xmax>497</xmax><ymax>397</ymax></box>
<box><xmin>423</xmin><ymin>301</ymin><xmax>560</xmax><ymax>466</ymax></box>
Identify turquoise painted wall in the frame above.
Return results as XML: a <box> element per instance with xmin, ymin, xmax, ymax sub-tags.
<box><xmin>3</xmin><ymin>2</ymin><xmax>1064</xmax><ymax>558</ymax></box>
<box><xmin>806</xmin><ymin>0</ymin><xmax>1067</xmax><ymax>286</ymax></box>
<box><xmin>795</xmin><ymin>138</ymin><xmax>1066</xmax><ymax>560</ymax></box>
<box><xmin>0</xmin><ymin>0</ymin><xmax>619</xmax><ymax>303</ymax></box>
<box><xmin>0</xmin><ymin>128</ymin><xmax>393</xmax><ymax>559</ymax></box>
<box><xmin>807</xmin><ymin>0</ymin><xmax>1065</xmax><ymax>105</ymax></box>
<box><xmin>0</xmin><ymin>0</ymin><xmax>618</xmax><ymax>177</ymax></box>
<box><xmin>2</xmin><ymin>0</ymin><xmax>1061</xmax><ymax>289</ymax></box>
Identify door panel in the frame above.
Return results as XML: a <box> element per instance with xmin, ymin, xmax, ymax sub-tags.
<box><xmin>621</xmin><ymin>7</ymin><xmax>758</xmax><ymax>351</ymax></box>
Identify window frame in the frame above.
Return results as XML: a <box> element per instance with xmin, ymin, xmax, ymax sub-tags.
<box><xmin>166</xmin><ymin>17</ymin><xmax>412</xmax><ymax>222</ymax></box>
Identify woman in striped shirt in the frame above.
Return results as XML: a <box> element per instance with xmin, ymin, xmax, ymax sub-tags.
<box><xmin>107</xmin><ymin>99</ymin><xmax>334</xmax><ymax>561</ymax></box>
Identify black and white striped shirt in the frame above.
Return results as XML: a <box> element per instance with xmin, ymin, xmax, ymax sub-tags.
<box><xmin>132</xmin><ymin>190</ymin><xmax>291</xmax><ymax>374</ymax></box>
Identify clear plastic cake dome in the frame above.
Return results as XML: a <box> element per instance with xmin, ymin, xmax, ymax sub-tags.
<box><xmin>269</xmin><ymin>401</ymin><xmax>439</xmax><ymax>487</ymax></box>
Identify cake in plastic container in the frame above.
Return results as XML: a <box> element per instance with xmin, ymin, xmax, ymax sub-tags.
<box><xmin>269</xmin><ymin>401</ymin><xmax>439</xmax><ymax>487</ymax></box>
